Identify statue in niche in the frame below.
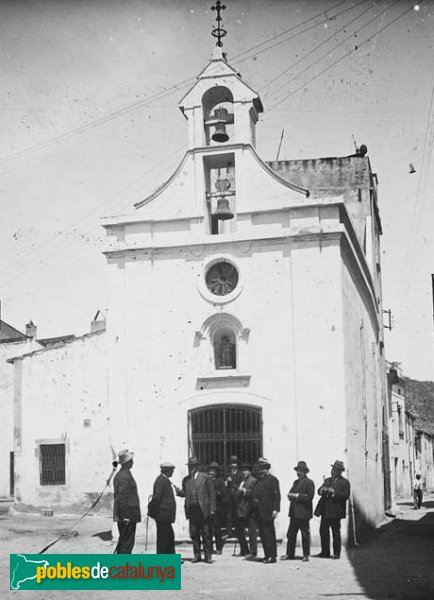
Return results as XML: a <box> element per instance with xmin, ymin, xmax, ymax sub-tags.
<box><xmin>218</xmin><ymin>335</ymin><xmax>236</xmax><ymax>369</ymax></box>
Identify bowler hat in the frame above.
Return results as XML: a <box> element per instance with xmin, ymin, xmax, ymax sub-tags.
<box><xmin>160</xmin><ymin>462</ymin><xmax>175</xmax><ymax>469</ymax></box>
<box><xmin>241</xmin><ymin>462</ymin><xmax>252</xmax><ymax>470</ymax></box>
<box><xmin>187</xmin><ymin>456</ymin><xmax>201</xmax><ymax>466</ymax></box>
<box><xmin>208</xmin><ymin>461</ymin><xmax>220</xmax><ymax>471</ymax></box>
<box><xmin>256</xmin><ymin>457</ymin><xmax>271</xmax><ymax>469</ymax></box>
<box><xmin>294</xmin><ymin>460</ymin><xmax>309</xmax><ymax>473</ymax></box>
<box><xmin>229</xmin><ymin>455</ymin><xmax>239</xmax><ymax>464</ymax></box>
<box><xmin>118</xmin><ymin>449</ymin><xmax>134</xmax><ymax>464</ymax></box>
<box><xmin>331</xmin><ymin>460</ymin><xmax>345</xmax><ymax>472</ymax></box>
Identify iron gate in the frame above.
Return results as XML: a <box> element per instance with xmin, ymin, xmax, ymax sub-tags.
<box><xmin>188</xmin><ymin>404</ymin><xmax>262</xmax><ymax>470</ymax></box>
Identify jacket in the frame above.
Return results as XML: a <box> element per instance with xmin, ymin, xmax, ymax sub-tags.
<box><xmin>252</xmin><ymin>473</ymin><xmax>281</xmax><ymax>521</ymax></box>
<box><xmin>235</xmin><ymin>474</ymin><xmax>257</xmax><ymax>519</ymax></box>
<box><xmin>288</xmin><ymin>476</ymin><xmax>315</xmax><ymax>520</ymax></box>
<box><xmin>210</xmin><ymin>476</ymin><xmax>228</xmax><ymax>513</ymax></box>
<box><xmin>113</xmin><ymin>466</ymin><xmax>142</xmax><ymax>522</ymax></box>
<box><xmin>181</xmin><ymin>471</ymin><xmax>216</xmax><ymax>520</ymax></box>
<box><xmin>149</xmin><ymin>473</ymin><xmax>176</xmax><ymax>523</ymax></box>
<box><xmin>317</xmin><ymin>476</ymin><xmax>350</xmax><ymax>519</ymax></box>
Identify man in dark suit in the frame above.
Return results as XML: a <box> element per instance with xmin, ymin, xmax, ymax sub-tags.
<box><xmin>113</xmin><ymin>449</ymin><xmax>141</xmax><ymax>554</ymax></box>
<box><xmin>316</xmin><ymin>460</ymin><xmax>351</xmax><ymax>559</ymax></box>
<box><xmin>224</xmin><ymin>455</ymin><xmax>244</xmax><ymax>534</ymax></box>
<box><xmin>234</xmin><ymin>462</ymin><xmax>258</xmax><ymax>558</ymax></box>
<box><xmin>280</xmin><ymin>460</ymin><xmax>315</xmax><ymax>562</ymax></box>
<box><xmin>176</xmin><ymin>457</ymin><xmax>216</xmax><ymax>563</ymax></box>
<box><xmin>208</xmin><ymin>462</ymin><xmax>227</xmax><ymax>555</ymax></box>
<box><xmin>251</xmin><ymin>457</ymin><xmax>280</xmax><ymax>563</ymax></box>
<box><xmin>148</xmin><ymin>462</ymin><xmax>177</xmax><ymax>554</ymax></box>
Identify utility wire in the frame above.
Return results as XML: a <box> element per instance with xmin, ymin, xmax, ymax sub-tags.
<box><xmin>268</xmin><ymin>1</ymin><xmax>421</xmax><ymax>111</ymax></box>
<box><xmin>260</xmin><ymin>0</ymin><xmax>379</xmax><ymax>96</ymax></box>
<box><xmin>234</xmin><ymin>0</ymin><xmax>351</xmax><ymax>64</ymax></box>
<box><xmin>0</xmin><ymin>0</ymin><xmax>356</xmax><ymax>166</ymax></box>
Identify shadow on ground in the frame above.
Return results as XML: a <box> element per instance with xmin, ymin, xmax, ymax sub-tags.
<box><xmin>347</xmin><ymin>509</ymin><xmax>434</xmax><ymax>600</ymax></box>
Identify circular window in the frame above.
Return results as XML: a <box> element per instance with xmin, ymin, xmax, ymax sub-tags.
<box><xmin>205</xmin><ymin>261</ymin><xmax>239</xmax><ymax>296</ymax></box>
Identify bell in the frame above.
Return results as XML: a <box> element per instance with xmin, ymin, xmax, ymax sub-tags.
<box><xmin>211</xmin><ymin>107</ymin><xmax>229</xmax><ymax>143</ymax></box>
<box><xmin>212</xmin><ymin>122</ymin><xmax>229</xmax><ymax>143</ymax></box>
<box><xmin>214</xmin><ymin>196</ymin><xmax>234</xmax><ymax>220</ymax></box>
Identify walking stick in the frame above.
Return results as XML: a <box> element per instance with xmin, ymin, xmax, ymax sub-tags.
<box><xmin>232</xmin><ymin>538</ymin><xmax>237</xmax><ymax>556</ymax></box>
<box><xmin>145</xmin><ymin>494</ymin><xmax>153</xmax><ymax>551</ymax></box>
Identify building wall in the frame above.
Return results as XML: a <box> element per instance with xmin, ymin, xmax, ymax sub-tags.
<box><xmin>341</xmin><ymin>241</ymin><xmax>385</xmax><ymax>534</ymax></box>
<box><xmin>0</xmin><ymin>340</ymin><xmax>35</xmax><ymax>497</ymax></box>
<box><xmin>13</xmin><ymin>331</ymin><xmax>109</xmax><ymax>512</ymax></box>
<box><xmin>105</xmin><ymin>207</ymin><xmax>379</xmax><ymax>540</ymax></box>
<box><xmin>416</xmin><ymin>432</ymin><xmax>434</xmax><ymax>492</ymax></box>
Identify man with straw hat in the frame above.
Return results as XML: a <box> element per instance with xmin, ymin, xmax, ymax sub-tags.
<box><xmin>113</xmin><ymin>449</ymin><xmax>141</xmax><ymax>554</ymax></box>
<box><xmin>280</xmin><ymin>460</ymin><xmax>315</xmax><ymax>562</ymax></box>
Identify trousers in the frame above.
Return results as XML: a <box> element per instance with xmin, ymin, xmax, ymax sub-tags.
<box><xmin>255</xmin><ymin>516</ymin><xmax>277</xmax><ymax>559</ymax></box>
<box><xmin>156</xmin><ymin>521</ymin><xmax>175</xmax><ymax>554</ymax></box>
<box><xmin>286</xmin><ymin>517</ymin><xmax>311</xmax><ymax>557</ymax></box>
<box><xmin>115</xmin><ymin>521</ymin><xmax>137</xmax><ymax>554</ymax></box>
<box><xmin>188</xmin><ymin>505</ymin><xmax>212</xmax><ymax>558</ymax></box>
<box><xmin>319</xmin><ymin>517</ymin><xmax>342</xmax><ymax>557</ymax></box>
<box><xmin>235</xmin><ymin>515</ymin><xmax>258</xmax><ymax>556</ymax></box>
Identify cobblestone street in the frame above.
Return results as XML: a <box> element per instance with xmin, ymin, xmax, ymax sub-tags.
<box><xmin>1</xmin><ymin>496</ymin><xmax>433</xmax><ymax>599</ymax></box>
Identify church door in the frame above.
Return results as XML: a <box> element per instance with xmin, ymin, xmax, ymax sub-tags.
<box><xmin>188</xmin><ymin>404</ymin><xmax>262</xmax><ymax>470</ymax></box>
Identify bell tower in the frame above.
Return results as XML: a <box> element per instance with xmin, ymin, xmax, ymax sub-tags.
<box><xmin>178</xmin><ymin>3</ymin><xmax>263</xmax><ymax>234</ymax></box>
<box><xmin>179</xmin><ymin>46</ymin><xmax>263</xmax><ymax>150</ymax></box>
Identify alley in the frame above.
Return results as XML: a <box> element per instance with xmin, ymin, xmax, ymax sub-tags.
<box><xmin>1</xmin><ymin>496</ymin><xmax>433</xmax><ymax>599</ymax></box>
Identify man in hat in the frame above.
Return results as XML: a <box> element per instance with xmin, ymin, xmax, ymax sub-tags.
<box><xmin>316</xmin><ymin>460</ymin><xmax>351</xmax><ymax>559</ymax></box>
<box><xmin>281</xmin><ymin>460</ymin><xmax>315</xmax><ymax>562</ymax></box>
<box><xmin>234</xmin><ymin>462</ymin><xmax>258</xmax><ymax>558</ymax></box>
<box><xmin>176</xmin><ymin>457</ymin><xmax>216</xmax><ymax>563</ymax></box>
<box><xmin>113</xmin><ymin>449</ymin><xmax>141</xmax><ymax>554</ymax></box>
<box><xmin>148</xmin><ymin>462</ymin><xmax>177</xmax><ymax>554</ymax></box>
<box><xmin>224</xmin><ymin>455</ymin><xmax>244</xmax><ymax>533</ymax></box>
<box><xmin>208</xmin><ymin>462</ymin><xmax>227</xmax><ymax>554</ymax></box>
<box><xmin>251</xmin><ymin>458</ymin><xmax>281</xmax><ymax>563</ymax></box>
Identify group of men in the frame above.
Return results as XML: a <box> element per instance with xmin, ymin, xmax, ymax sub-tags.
<box><xmin>112</xmin><ymin>450</ymin><xmax>351</xmax><ymax>563</ymax></box>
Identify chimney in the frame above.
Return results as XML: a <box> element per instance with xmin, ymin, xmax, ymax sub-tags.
<box><xmin>90</xmin><ymin>310</ymin><xmax>106</xmax><ymax>333</ymax></box>
<box><xmin>26</xmin><ymin>320</ymin><xmax>37</xmax><ymax>339</ymax></box>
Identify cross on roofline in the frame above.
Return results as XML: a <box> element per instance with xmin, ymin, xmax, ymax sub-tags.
<box><xmin>211</xmin><ymin>1</ymin><xmax>227</xmax><ymax>47</ymax></box>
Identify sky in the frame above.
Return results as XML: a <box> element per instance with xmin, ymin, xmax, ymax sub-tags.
<box><xmin>0</xmin><ymin>0</ymin><xmax>434</xmax><ymax>380</ymax></box>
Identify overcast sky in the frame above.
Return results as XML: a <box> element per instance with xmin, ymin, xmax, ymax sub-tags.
<box><xmin>1</xmin><ymin>0</ymin><xmax>433</xmax><ymax>380</ymax></box>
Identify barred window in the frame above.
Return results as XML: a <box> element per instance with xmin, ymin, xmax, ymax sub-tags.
<box><xmin>40</xmin><ymin>443</ymin><xmax>65</xmax><ymax>486</ymax></box>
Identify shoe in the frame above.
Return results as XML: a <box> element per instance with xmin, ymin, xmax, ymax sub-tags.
<box><xmin>302</xmin><ymin>556</ymin><xmax>309</xmax><ymax>562</ymax></box>
<box><xmin>234</xmin><ymin>552</ymin><xmax>246</xmax><ymax>557</ymax></box>
<box><xmin>332</xmin><ymin>555</ymin><xmax>340</xmax><ymax>560</ymax></box>
<box><xmin>191</xmin><ymin>557</ymin><xmax>201</xmax><ymax>563</ymax></box>
<box><xmin>216</xmin><ymin>550</ymin><xmax>222</xmax><ymax>555</ymax></box>
<box><xmin>280</xmin><ymin>555</ymin><xmax>294</xmax><ymax>561</ymax></box>
<box><xmin>204</xmin><ymin>557</ymin><xmax>213</xmax><ymax>564</ymax></box>
<box><xmin>244</xmin><ymin>553</ymin><xmax>256</xmax><ymax>560</ymax></box>
<box><xmin>263</xmin><ymin>557</ymin><xmax>276</xmax><ymax>564</ymax></box>
<box><xmin>315</xmin><ymin>553</ymin><xmax>331</xmax><ymax>558</ymax></box>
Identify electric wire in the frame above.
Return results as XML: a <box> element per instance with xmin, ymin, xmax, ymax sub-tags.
<box><xmin>268</xmin><ymin>1</ymin><xmax>421</xmax><ymax>111</ymax></box>
<box><xmin>0</xmin><ymin>0</ymin><xmax>360</xmax><ymax>167</ymax></box>
<box><xmin>259</xmin><ymin>0</ymin><xmax>382</xmax><ymax>97</ymax></box>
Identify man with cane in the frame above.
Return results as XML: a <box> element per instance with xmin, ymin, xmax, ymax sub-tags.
<box><xmin>148</xmin><ymin>462</ymin><xmax>177</xmax><ymax>554</ymax></box>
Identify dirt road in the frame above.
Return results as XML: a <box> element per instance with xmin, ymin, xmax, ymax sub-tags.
<box><xmin>1</xmin><ymin>496</ymin><xmax>433</xmax><ymax>599</ymax></box>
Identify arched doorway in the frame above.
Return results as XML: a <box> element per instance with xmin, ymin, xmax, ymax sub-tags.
<box><xmin>188</xmin><ymin>404</ymin><xmax>262</xmax><ymax>470</ymax></box>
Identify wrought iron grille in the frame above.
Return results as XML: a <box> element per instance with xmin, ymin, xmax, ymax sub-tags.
<box><xmin>188</xmin><ymin>404</ymin><xmax>262</xmax><ymax>471</ymax></box>
<box><xmin>39</xmin><ymin>443</ymin><xmax>65</xmax><ymax>486</ymax></box>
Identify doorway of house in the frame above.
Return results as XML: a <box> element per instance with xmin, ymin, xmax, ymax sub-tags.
<box><xmin>188</xmin><ymin>404</ymin><xmax>262</xmax><ymax>471</ymax></box>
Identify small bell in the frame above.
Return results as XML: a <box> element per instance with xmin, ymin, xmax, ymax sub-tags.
<box><xmin>211</xmin><ymin>107</ymin><xmax>229</xmax><ymax>143</ymax></box>
<box><xmin>214</xmin><ymin>197</ymin><xmax>234</xmax><ymax>220</ymax></box>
